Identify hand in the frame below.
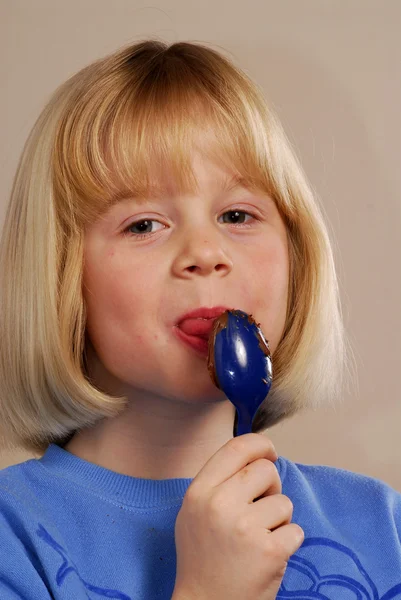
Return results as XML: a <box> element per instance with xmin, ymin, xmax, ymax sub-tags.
<box><xmin>172</xmin><ymin>433</ymin><xmax>304</xmax><ymax>600</ymax></box>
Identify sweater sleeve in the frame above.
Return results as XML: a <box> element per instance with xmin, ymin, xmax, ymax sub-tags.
<box><xmin>391</xmin><ymin>482</ymin><xmax>401</xmax><ymax>540</ymax></box>
<box><xmin>0</xmin><ymin>475</ymin><xmax>74</xmax><ymax>600</ymax></box>
<box><xmin>0</xmin><ymin>509</ymin><xmax>54</xmax><ymax>599</ymax></box>
<box><xmin>0</xmin><ymin>479</ymin><xmax>131</xmax><ymax>600</ymax></box>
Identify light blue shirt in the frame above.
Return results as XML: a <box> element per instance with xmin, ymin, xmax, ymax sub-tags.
<box><xmin>0</xmin><ymin>443</ymin><xmax>400</xmax><ymax>599</ymax></box>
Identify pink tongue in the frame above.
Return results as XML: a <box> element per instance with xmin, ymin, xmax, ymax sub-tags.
<box><xmin>178</xmin><ymin>318</ymin><xmax>214</xmax><ymax>337</ymax></box>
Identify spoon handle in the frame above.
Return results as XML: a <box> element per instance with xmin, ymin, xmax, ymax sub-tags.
<box><xmin>235</xmin><ymin>421</ymin><xmax>252</xmax><ymax>437</ymax></box>
<box><xmin>234</xmin><ymin>409</ymin><xmax>253</xmax><ymax>437</ymax></box>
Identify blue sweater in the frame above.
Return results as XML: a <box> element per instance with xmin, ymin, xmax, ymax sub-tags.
<box><xmin>0</xmin><ymin>443</ymin><xmax>400</xmax><ymax>599</ymax></box>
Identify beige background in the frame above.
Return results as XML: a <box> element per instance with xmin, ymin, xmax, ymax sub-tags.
<box><xmin>1</xmin><ymin>1</ymin><xmax>400</xmax><ymax>490</ymax></box>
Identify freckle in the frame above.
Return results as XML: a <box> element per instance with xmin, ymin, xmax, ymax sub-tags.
<box><xmin>240</xmin><ymin>467</ymin><xmax>249</xmax><ymax>478</ymax></box>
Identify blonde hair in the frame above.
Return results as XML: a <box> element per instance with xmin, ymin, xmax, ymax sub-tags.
<box><xmin>0</xmin><ymin>39</ymin><xmax>354</xmax><ymax>455</ymax></box>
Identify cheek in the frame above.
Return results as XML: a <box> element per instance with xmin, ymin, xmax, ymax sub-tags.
<box><xmin>248</xmin><ymin>239</ymin><xmax>289</xmax><ymax>295</ymax></box>
<box><xmin>82</xmin><ymin>255</ymin><xmax>156</xmax><ymax>342</ymax></box>
<box><xmin>244</xmin><ymin>238</ymin><xmax>289</xmax><ymax>345</ymax></box>
<box><xmin>83</xmin><ymin>265</ymin><xmax>156</xmax><ymax>379</ymax></box>
<box><xmin>85</xmin><ymin>249</ymin><xmax>156</xmax><ymax>303</ymax></box>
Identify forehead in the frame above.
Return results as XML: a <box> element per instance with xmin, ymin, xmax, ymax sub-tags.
<box><xmin>148</xmin><ymin>173</ymin><xmax>247</xmax><ymax>199</ymax></box>
<box><xmin>110</xmin><ymin>152</ymin><xmax>251</xmax><ymax>207</ymax></box>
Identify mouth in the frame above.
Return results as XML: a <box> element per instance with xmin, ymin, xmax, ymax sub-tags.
<box><xmin>176</xmin><ymin>306</ymin><xmax>232</xmax><ymax>324</ymax></box>
<box><xmin>174</xmin><ymin>306</ymin><xmax>232</xmax><ymax>356</ymax></box>
<box><xmin>174</xmin><ymin>328</ymin><xmax>210</xmax><ymax>355</ymax></box>
<box><xmin>177</xmin><ymin>316</ymin><xmax>219</xmax><ymax>338</ymax></box>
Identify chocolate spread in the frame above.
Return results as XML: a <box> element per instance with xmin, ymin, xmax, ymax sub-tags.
<box><xmin>207</xmin><ymin>309</ymin><xmax>271</xmax><ymax>389</ymax></box>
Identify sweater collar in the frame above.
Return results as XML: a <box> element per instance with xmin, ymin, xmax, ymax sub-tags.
<box><xmin>39</xmin><ymin>442</ymin><xmax>285</xmax><ymax>509</ymax></box>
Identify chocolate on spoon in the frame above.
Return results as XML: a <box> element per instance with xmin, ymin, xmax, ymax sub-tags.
<box><xmin>207</xmin><ymin>309</ymin><xmax>273</xmax><ymax>437</ymax></box>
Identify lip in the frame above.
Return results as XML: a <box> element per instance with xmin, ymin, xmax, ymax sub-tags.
<box><xmin>176</xmin><ymin>306</ymin><xmax>232</xmax><ymax>325</ymax></box>
<box><xmin>174</xmin><ymin>327</ymin><xmax>211</xmax><ymax>356</ymax></box>
<box><xmin>174</xmin><ymin>306</ymin><xmax>232</xmax><ymax>357</ymax></box>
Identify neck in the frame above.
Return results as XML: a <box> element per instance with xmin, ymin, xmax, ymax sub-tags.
<box><xmin>64</xmin><ymin>393</ymin><xmax>236</xmax><ymax>479</ymax></box>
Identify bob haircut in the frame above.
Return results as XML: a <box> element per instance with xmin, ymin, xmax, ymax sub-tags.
<box><xmin>0</xmin><ymin>39</ymin><xmax>354</xmax><ymax>455</ymax></box>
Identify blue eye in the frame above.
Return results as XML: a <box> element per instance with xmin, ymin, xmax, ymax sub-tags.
<box><xmin>219</xmin><ymin>210</ymin><xmax>253</xmax><ymax>224</ymax></box>
<box><xmin>124</xmin><ymin>219</ymin><xmax>164</xmax><ymax>237</ymax></box>
<box><xmin>123</xmin><ymin>210</ymin><xmax>256</xmax><ymax>240</ymax></box>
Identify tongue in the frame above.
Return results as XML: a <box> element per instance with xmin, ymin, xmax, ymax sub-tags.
<box><xmin>178</xmin><ymin>318</ymin><xmax>215</xmax><ymax>337</ymax></box>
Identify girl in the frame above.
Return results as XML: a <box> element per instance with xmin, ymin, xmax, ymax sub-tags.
<box><xmin>0</xmin><ymin>39</ymin><xmax>400</xmax><ymax>600</ymax></box>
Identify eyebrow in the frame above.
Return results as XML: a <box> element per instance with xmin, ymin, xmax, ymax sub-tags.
<box><xmin>115</xmin><ymin>174</ymin><xmax>248</xmax><ymax>206</ymax></box>
<box><xmin>221</xmin><ymin>175</ymin><xmax>247</xmax><ymax>193</ymax></box>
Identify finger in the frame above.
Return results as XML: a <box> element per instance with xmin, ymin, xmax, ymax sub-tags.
<box><xmin>192</xmin><ymin>433</ymin><xmax>278</xmax><ymax>491</ymax></box>
<box><xmin>265</xmin><ymin>523</ymin><xmax>305</xmax><ymax>560</ymax></box>
<box><xmin>223</xmin><ymin>458</ymin><xmax>282</xmax><ymax>504</ymax></box>
<box><xmin>247</xmin><ymin>493</ymin><xmax>294</xmax><ymax>531</ymax></box>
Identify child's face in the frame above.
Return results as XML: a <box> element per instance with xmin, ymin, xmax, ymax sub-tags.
<box><xmin>82</xmin><ymin>151</ymin><xmax>289</xmax><ymax>402</ymax></box>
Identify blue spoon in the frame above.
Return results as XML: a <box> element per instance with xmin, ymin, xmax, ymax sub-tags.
<box><xmin>207</xmin><ymin>309</ymin><xmax>273</xmax><ymax>437</ymax></box>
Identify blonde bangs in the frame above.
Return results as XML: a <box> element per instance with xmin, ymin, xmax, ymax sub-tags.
<box><xmin>52</xmin><ymin>41</ymin><xmax>291</xmax><ymax>233</ymax></box>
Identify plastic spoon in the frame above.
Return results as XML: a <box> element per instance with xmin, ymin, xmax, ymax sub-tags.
<box><xmin>207</xmin><ymin>309</ymin><xmax>273</xmax><ymax>437</ymax></box>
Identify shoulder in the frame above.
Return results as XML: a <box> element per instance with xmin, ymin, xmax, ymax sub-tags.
<box><xmin>0</xmin><ymin>456</ymin><xmax>53</xmax><ymax>524</ymax></box>
<box><xmin>0</xmin><ymin>456</ymin><xmax>70</xmax><ymax>561</ymax></box>
<box><xmin>277</xmin><ymin>455</ymin><xmax>401</xmax><ymax>527</ymax></box>
<box><xmin>278</xmin><ymin>453</ymin><xmax>400</xmax><ymax>494</ymax></box>
<box><xmin>0</xmin><ymin>457</ymin><xmax>40</xmax><ymax>494</ymax></box>
<box><xmin>0</xmin><ymin>460</ymin><xmax>65</xmax><ymax>598</ymax></box>
<box><xmin>275</xmin><ymin>458</ymin><xmax>401</xmax><ymax>594</ymax></box>
<box><xmin>0</xmin><ymin>459</ymin><xmax>38</xmax><ymax>516</ymax></box>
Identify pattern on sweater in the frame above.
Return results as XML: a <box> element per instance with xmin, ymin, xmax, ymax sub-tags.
<box><xmin>38</xmin><ymin>525</ymin><xmax>401</xmax><ymax>600</ymax></box>
<box><xmin>278</xmin><ymin>537</ymin><xmax>401</xmax><ymax>599</ymax></box>
<box><xmin>37</xmin><ymin>524</ymin><xmax>131</xmax><ymax>600</ymax></box>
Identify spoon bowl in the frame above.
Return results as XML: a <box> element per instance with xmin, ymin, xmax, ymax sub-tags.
<box><xmin>207</xmin><ymin>310</ymin><xmax>272</xmax><ymax>436</ymax></box>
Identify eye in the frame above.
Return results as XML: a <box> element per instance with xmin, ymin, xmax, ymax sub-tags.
<box><xmin>218</xmin><ymin>210</ymin><xmax>255</xmax><ymax>225</ymax></box>
<box><xmin>123</xmin><ymin>219</ymin><xmax>165</xmax><ymax>238</ymax></box>
<box><xmin>123</xmin><ymin>209</ymin><xmax>256</xmax><ymax>240</ymax></box>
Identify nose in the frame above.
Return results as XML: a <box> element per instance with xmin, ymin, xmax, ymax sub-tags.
<box><xmin>172</xmin><ymin>225</ymin><xmax>233</xmax><ymax>279</ymax></box>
